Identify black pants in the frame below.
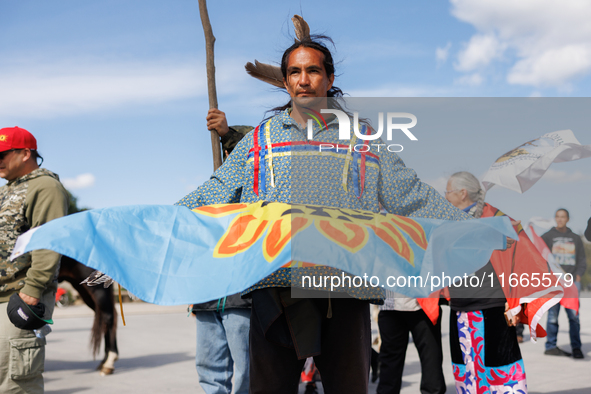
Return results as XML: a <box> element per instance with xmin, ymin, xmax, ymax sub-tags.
<box><xmin>449</xmin><ymin>306</ymin><xmax>522</xmax><ymax>367</ymax></box>
<box><xmin>515</xmin><ymin>322</ymin><xmax>524</xmax><ymax>338</ymax></box>
<box><xmin>377</xmin><ymin>309</ymin><xmax>445</xmax><ymax>394</ymax></box>
<box><xmin>249</xmin><ymin>292</ymin><xmax>371</xmax><ymax>394</ymax></box>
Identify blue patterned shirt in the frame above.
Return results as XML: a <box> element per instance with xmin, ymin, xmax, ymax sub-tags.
<box><xmin>176</xmin><ymin>109</ymin><xmax>470</xmax><ymax>300</ymax></box>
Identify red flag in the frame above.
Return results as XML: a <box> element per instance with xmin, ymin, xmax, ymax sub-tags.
<box><xmin>417</xmin><ymin>296</ymin><xmax>440</xmax><ymax>325</ymax></box>
<box><xmin>418</xmin><ymin>288</ymin><xmax>449</xmax><ymax>326</ymax></box>
<box><xmin>419</xmin><ymin>204</ymin><xmax>563</xmax><ymax>339</ymax></box>
<box><xmin>483</xmin><ymin>203</ymin><xmax>563</xmax><ymax>340</ymax></box>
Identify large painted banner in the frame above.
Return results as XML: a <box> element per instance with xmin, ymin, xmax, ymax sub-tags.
<box><xmin>11</xmin><ymin>202</ymin><xmax>516</xmax><ymax>305</ymax></box>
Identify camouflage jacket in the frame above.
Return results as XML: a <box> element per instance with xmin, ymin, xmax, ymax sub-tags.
<box><xmin>221</xmin><ymin>126</ymin><xmax>254</xmax><ymax>155</ymax></box>
<box><xmin>0</xmin><ymin>168</ymin><xmax>68</xmax><ymax>302</ymax></box>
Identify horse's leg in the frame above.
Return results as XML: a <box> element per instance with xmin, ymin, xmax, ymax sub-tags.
<box><xmin>62</xmin><ymin>266</ymin><xmax>104</xmax><ymax>363</ymax></box>
<box><xmin>72</xmin><ymin>279</ymin><xmax>118</xmax><ymax>374</ymax></box>
<box><xmin>62</xmin><ymin>259</ymin><xmax>107</xmax><ymax>366</ymax></box>
<box><xmin>93</xmin><ymin>286</ymin><xmax>119</xmax><ymax>375</ymax></box>
<box><xmin>59</xmin><ymin>257</ymin><xmax>119</xmax><ymax>375</ymax></box>
<box><xmin>106</xmin><ymin>291</ymin><xmax>118</xmax><ymax>362</ymax></box>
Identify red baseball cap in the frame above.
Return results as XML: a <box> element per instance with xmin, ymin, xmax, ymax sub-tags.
<box><xmin>0</xmin><ymin>127</ymin><xmax>37</xmax><ymax>153</ymax></box>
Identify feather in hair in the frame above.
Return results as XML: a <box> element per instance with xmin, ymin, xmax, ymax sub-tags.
<box><xmin>244</xmin><ymin>15</ymin><xmax>310</xmax><ymax>89</ymax></box>
<box><xmin>245</xmin><ymin>60</ymin><xmax>285</xmax><ymax>89</ymax></box>
<box><xmin>292</xmin><ymin>15</ymin><xmax>310</xmax><ymax>42</ymax></box>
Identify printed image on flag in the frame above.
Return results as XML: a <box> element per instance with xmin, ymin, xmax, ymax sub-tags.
<box><xmin>481</xmin><ymin>129</ymin><xmax>591</xmax><ymax>193</ymax></box>
<box><xmin>10</xmin><ymin>202</ymin><xmax>516</xmax><ymax>305</ymax></box>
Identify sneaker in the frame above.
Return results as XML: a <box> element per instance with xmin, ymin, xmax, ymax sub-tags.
<box><xmin>572</xmin><ymin>348</ymin><xmax>584</xmax><ymax>359</ymax></box>
<box><xmin>544</xmin><ymin>347</ymin><xmax>572</xmax><ymax>357</ymax></box>
<box><xmin>304</xmin><ymin>383</ymin><xmax>318</xmax><ymax>394</ymax></box>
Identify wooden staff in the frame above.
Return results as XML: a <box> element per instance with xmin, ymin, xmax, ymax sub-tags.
<box><xmin>198</xmin><ymin>0</ymin><xmax>223</xmax><ymax>170</ymax></box>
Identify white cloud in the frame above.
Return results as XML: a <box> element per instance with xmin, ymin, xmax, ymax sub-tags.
<box><xmin>0</xmin><ymin>55</ymin><xmax>262</xmax><ymax>118</ymax></box>
<box><xmin>507</xmin><ymin>45</ymin><xmax>591</xmax><ymax>86</ymax></box>
<box><xmin>436</xmin><ymin>42</ymin><xmax>452</xmax><ymax>66</ymax></box>
<box><xmin>62</xmin><ymin>173</ymin><xmax>96</xmax><ymax>190</ymax></box>
<box><xmin>455</xmin><ymin>73</ymin><xmax>484</xmax><ymax>86</ymax></box>
<box><xmin>450</xmin><ymin>0</ymin><xmax>591</xmax><ymax>88</ymax></box>
<box><xmin>0</xmin><ymin>60</ymin><xmax>205</xmax><ymax>118</ymax></box>
<box><xmin>542</xmin><ymin>169</ymin><xmax>591</xmax><ymax>184</ymax></box>
<box><xmin>455</xmin><ymin>34</ymin><xmax>505</xmax><ymax>71</ymax></box>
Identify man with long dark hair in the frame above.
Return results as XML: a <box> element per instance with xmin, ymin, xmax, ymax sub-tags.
<box><xmin>177</xmin><ymin>35</ymin><xmax>469</xmax><ymax>393</ymax></box>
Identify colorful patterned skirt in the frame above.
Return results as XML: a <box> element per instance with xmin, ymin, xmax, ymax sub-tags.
<box><xmin>450</xmin><ymin>306</ymin><xmax>527</xmax><ymax>394</ymax></box>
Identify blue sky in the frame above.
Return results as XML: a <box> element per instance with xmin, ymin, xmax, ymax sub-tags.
<box><xmin>1</xmin><ymin>0</ymin><xmax>590</xmax><ymax>232</ymax></box>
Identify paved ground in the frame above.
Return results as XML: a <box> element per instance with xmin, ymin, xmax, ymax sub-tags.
<box><xmin>44</xmin><ymin>296</ymin><xmax>591</xmax><ymax>393</ymax></box>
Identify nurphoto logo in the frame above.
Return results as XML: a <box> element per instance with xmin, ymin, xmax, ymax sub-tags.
<box><xmin>305</xmin><ymin>108</ymin><xmax>418</xmax><ymax>153</ymax></box>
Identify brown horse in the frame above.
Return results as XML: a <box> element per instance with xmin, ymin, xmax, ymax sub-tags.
<box><xmin>57</xmin><ymin>256</ymin><xmax>119</xmax><ymax>375</ymax></box>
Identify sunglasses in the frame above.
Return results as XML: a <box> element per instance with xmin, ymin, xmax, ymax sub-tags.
<box><xmin>0</xmin><ymin>149</ymin><xmax>22</xmax><ymax>160</ymax></box>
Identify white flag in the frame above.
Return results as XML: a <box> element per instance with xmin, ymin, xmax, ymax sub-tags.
<box><xmin>481</xmin><ymin>130</ymin><xmax>591</xmax><ymax>193</ymax></box>
<box><xmin>527</xmin><ymin>216</ymin><xmax>555</xmax><ymax>230</ymax></box>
